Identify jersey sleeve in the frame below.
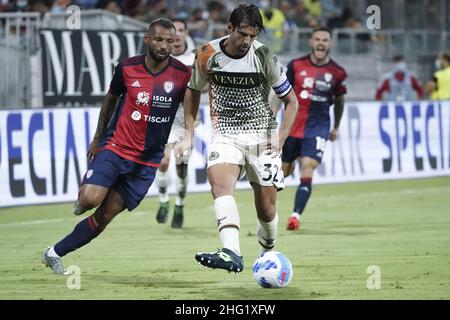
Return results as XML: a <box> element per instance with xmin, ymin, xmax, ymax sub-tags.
<box><xmin>187</xmin><ymin>44</ymin><xmax>211</xmax><ymax>91</ymax></box>
<box><xmin>264</xmin><ymin>47</ymin><xmax>292</xmax><ymax>98</ymax></box>
<box><xmin>109</xmin><ymin>62</ymin><xmax>126</xmax><ymax>95</ymax></box>
<box><xmin>334</xmin><ymin>69</ymin><xmax>348</xmax><ymax>96</ymax></box>
<box><xmin>285</xmin><ymin>61</ymin><xmax>295</xmax><ymax>86</ymax></box>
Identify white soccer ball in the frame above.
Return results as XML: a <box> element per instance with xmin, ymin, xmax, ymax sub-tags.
<box><xmin>252</xmin><ymin>251</ymin><xmax>293</xmax><ymax>288</ymax></box>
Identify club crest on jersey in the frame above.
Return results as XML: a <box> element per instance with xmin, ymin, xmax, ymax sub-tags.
<box><xmin>324</xmin><ymin>72</ymin><xmax>333</xmax><ymax>82</ymax></box>
<box><xmin>164</xmin><ymin>81</ymin><xmax>174</xmax><ymax>93</ymax></box>
<box><xmin>136</xmin><ymin>91</ymin><xmax>150</xmax><ymax>106</ymax></box>
<box><xmin>86</xmin><ymin>169</ymin><xmax>93</xmax><ymax>179</ymax></box>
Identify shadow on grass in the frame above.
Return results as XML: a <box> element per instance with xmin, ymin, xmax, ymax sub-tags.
<box><xmin>210</xmin><ymin>286</ymin><xmax>326</xmax><ymax>300</ymax></box>
<box><xmin>287</xmin><ymin>228</ymin><xmax>374</xmax><ymax>236</ymax></box>
<box><xmin>88</xmin><ymin>274</ymin><xmax>217</xmax><ymax>288</ymax></box>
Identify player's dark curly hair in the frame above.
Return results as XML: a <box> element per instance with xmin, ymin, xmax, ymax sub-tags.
<box><xmin>228</xmin><ymin>4</ymin><xmax>265</xmax><ymax>34</ymax></box>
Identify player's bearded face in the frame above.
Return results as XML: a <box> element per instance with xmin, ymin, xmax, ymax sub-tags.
<box><xmin>146</xmin><ymin>26</ymin><xmax>174</xmax><ymax>61</ymax></box>
<box><xmin>310</xmin><ymin>32</ymin><xmax>331</xmax><ymax>60</ymax></box>
<box><xmin>148</xmin><ymin>44</ymin><xmax>170</xmax><ymax>61</ymax></box>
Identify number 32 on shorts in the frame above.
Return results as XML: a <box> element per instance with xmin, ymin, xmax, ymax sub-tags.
<box><xmin>262</xmin><ymin>163</ymin><xmax>284</xmax><ymax>183</ymax></box>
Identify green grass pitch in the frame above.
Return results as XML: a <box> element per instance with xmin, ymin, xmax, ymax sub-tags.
<box><xmin>0</xmin><ymin>177</ymin><xmax>449</xmax><ymax>300</ymax></box>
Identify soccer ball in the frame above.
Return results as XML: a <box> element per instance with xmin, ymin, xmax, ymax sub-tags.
<box><xmin>252</xmin><ymin>251</ymin><xmax>293</xmax><ymax>288</ymax></box>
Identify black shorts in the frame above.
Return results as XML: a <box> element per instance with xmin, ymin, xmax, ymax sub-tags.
<box><xmin>281</xmin><ymin>136</ymin><xmax>327</xmax><ymax>164</ymax></box>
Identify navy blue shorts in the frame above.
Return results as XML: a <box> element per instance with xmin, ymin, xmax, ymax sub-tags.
<box><xmin>82</xmin><ymin>149</ymin><xmax>157</xmax><ymax>211</ymax></box>
<box><xmin>281</xmin><ymin>136</ymin><xmax>327</xmax><ymax>164</ymax></box>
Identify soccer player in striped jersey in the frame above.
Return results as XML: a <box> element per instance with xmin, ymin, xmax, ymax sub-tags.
<box><xmin>42</xmin><ymin>19</ymin><xmax>191</xmax><ymax>274</ymax></box>
<box><xmin>175</xmin><ymin>4</ymin><xmax>299</xmax><ymax>273</ymax></box>
<box><xmin>274</xmin><ymin>27</ymin><xmax>348</xmax><ymax>230</ymax></box>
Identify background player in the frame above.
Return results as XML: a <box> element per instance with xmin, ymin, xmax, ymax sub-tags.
<box><xmin>42</xmin><ymin>18</ymin><xmax>191</xmax><ymax>274</ymax></box>
<box><xmin>154</xmin><ymin>18</ymin><xmax>196</xmax><ymax>228</ymax></box>
<box><xmin>273</xmin><ymin>27</ymin><xmax>347</xmax><ymax>230</ymax></box>
<box><xmin>175</xmin><ymin>4</ymin><xmax>298</xmax><ymax>273</ymax></box>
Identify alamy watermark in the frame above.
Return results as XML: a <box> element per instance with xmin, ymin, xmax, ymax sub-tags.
<box><xmin>366</xmin><ymin>5</ymin><xmax>381</xmax><ymax>30</ymax></box>
<box><xmin>366</xmin><ymin>265</ymin><xmax>381</xmax><ymax>289</ymax></box>
<box><xmin>66</xmin><ymin>5</ymin><xmax>81</xmax><ymax>30</ymax></box>
<box><xmin>66</xmin><ymin>265</ymin><xmax>81</xmax><ymax>290</ymax></box>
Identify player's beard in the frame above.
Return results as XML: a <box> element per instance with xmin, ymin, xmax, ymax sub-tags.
<box><xmin>312</xmin><ymin>46</ymin><xmax>330</xmax><ymax>60</ymax></box>
<box><xmin>148</xmin><ymin>46</ymin><xmax>170</xmax><ymax>62</ymax></box>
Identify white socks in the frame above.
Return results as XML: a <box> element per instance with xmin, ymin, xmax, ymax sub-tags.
<box><xmin>214</xmin><ymin>195</ymin><xmax>241</xmax><ymax>256</ymax></box>
<box><xmin>156</xmin><ymin>169</ymin><xmax>169</xmax><ymax>203</ymax></box>
<box><xmin>157</xmin><ymin>170</ymin><xmax>189</xmax><ymax>206</ymax></box>
<box><xmin>175</xmin><ymin>175</ymin><xmax>188</xmax><ymax>206</ymax></box>
<box><xmin>257</xmin><ymin>213</ymin><xmax>279</xmax><ymax>254</ymax></box>
<box><xmin>47</xmin><ymin>246</ymin><xmax>60</xmax><ymax>258</ymax></box>
<box><xmin>291</xmin><ymin>212</ymin><xmax>301</xmax><ymax>220</ymax></box>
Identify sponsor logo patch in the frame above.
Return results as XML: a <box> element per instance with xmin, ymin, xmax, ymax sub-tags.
<box><xmin>209</xmin><ymin>151</ymin><xmax>219</xmax><ymax>161</ymax></box>
<box><xmin>131</xmin><ymin>111</ymin><xmax>141</xmax><ymax>121</ymax></box>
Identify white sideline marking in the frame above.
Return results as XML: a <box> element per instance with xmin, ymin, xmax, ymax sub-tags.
<box><xmin>0</xmin><ymin>218</ymin><xmax>65</xmax><ymax>228</ymax></box>
<box><xmin>0</xmin><ymin>210</ymin><xmax>148</xmax><ymax>228</ymax></box>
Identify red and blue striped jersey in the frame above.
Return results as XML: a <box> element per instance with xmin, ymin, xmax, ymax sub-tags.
<box><xmin>99</xmin><ymin>54</ymin><xmax>191</xmax><ymax>167</ymax></box>
<box><xmin>287</xmin><ymin>55</ymin><xmax>347</xmax><ymax>139</ymax></box>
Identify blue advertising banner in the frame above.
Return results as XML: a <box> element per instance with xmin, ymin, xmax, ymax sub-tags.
<box><xmin>0</xmin><ymin>101</ymin><xmax>449</xmax><ymax>207</ymax></box>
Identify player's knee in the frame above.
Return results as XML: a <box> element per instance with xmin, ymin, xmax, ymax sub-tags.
<box><xmin>282</xmin><ymin>162</ymin><xmax>293</xmax><ymax>177</ymax></box>
<box><xmin>93</xmin><ymin>208</ymin><xmax>119</xmax><ymax>230</ymax></box>
<box><xmin>78</xmin><ymin>189</ymin><xmax>103</xmax><ymax>209</ymax></box>
<box><xmin>256</xmin><ymin>201</ymin><xmax>276</xmax><ymax>220</ymax></box>
<box><xmin>159</xmin><ymin>157</ymin><xmax>170</xmax><ymax>171</ymax></box>
<box><xmin>210</xmin><ymin>183</ymin><xmax>233</xmax><ymax>198</ymax></box>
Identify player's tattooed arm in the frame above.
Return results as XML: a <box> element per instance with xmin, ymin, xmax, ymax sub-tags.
<box><xmin>88</xmin><ymin>91</ymin><xmax>120</xmax><ymax>160</ymax></box>
<box><xmin>330</xmin><ymin>95</ymin><xmax>345</xmax><ymax>141</ymax></box>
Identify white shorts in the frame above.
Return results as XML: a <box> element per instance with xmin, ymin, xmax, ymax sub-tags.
<box><xmin>207</xmin><ymin>134</ymin><xmax>285</xmax><ymax>190</ymax></box>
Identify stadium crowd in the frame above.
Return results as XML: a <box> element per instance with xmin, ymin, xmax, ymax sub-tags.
<box><xmin>0</xmin><ymin>0</ymin><xmax>368</xmax><ymax>44</ymax></box>
<box><xmin>1</xmin><ymin>0</ymin><xmax>448</xmax><ymax>100</ymax></box>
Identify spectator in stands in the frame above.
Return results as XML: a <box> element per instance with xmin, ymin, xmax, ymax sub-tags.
<box><xmin>96</xmin><ymin>0</ymin><xmax>122</xmax><ymax>14</ymax></box>
<box><xmin>141</xmin><ymin>0</ymin><xmax>173</xmax><ymax>23</ymax></box>
<box><xmin>3</xmin><ymin>0</ymin><xmax>28</xmax><ymax>12</ymax></box>
<box><xmin>188</xmin><ymin>7</ymin><xmax>208</xmax><ymax>41</ymax></box>
<box><xmin>207</xmin><ymin>1</ymin><xmax>228</xmax><ymax>38</ymax></box>
<box><xmin>50</xmin><ymin>0</ymin><xmax>70</xmax><ymax>13</ymax></box>
<box><xmin>426</xmin><ymin>52</ymin><xmax>450</xmax><ymax>100</ymax></box>
<box><xmin>303</xmin><ymin>0</ymin><xmax>321</xmax><ymax>18</ymax></box>
<box><xmin>122</xmin><ymin>0</ymin><xmax>140</xmax><ymax>16</ymax></box>
<box><xmin>28</xmin><ymin>0</ymin><xmax>52</xmax><ymax>15</ymax></box>
<box><xmin>291</xmin><ymin>0</ymin><xmax>311</xmax><ymax>28</ymax></box>
<box><xmin>375</xmin><ymin>54</ymin><xmax>424</xmax><ymax>101</ymax></box>
<box><xmin>279</xmin><ymin>0</ymin><xmax>296</xmax><ymax>30</ymax></box>
<box><xmin>259</xmin><ymin>0</ymin><xmax>286</xmax><ymax>54</ymax></box>
<box><xmin>75</xmin><ymin>0</ymin><xmax>97</xmax><ymax>9</ymax></box>
<box><xmin>327</xmin><ymin>6</ymin><xmax>353</xmax><ymax>30</ymax></box>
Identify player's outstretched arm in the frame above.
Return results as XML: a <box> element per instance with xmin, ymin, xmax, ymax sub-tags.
<box><xmin>174</xmin><ymin>87</ymin><xmax>201</xmax><ymax>162</ymax></box>
<box><xmin>330</xmin><ymin>95</ymin><xmax>345</xmax><ymax>141</ymax></box>
<box><xmin>88</xmin><ymin>91</ymin><xmax>120</xmax><ymax>160</ymax></box>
